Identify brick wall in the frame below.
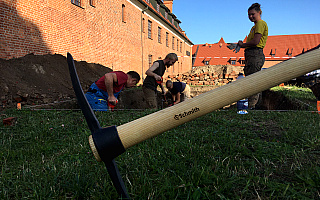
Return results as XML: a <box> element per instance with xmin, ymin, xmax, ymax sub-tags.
<box><xmin>1</xmin><ymin>0</ymin><xmax>193</xmax><ymax>79</ymax></box>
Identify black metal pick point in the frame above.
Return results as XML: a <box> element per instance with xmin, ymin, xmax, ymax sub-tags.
<box><xmin>67</xmin><ymin>52</ymin><xmax>130</xmax><ymax>199</ymax></box>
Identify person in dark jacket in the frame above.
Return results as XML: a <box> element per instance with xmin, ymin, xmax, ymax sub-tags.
<box><xmin>142</xmin><ymin>53</ymin><xmax>178</xmax><ymax>109</ymax></box>
<box><xmin>165</xmin><ymin>80</ymin><xmax>191</xmax><ymax>105</ymax></box>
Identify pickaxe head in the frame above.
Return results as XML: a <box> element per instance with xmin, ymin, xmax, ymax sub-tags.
<box><xmin>67</xmin><ymin>53</ymin><xmax>130</xmax><ymax>199</ymax></box>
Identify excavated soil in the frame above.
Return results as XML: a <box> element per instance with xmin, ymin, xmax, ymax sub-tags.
<box><xmin>0</xmin><ymin>53</ymin><xmax>161</xmax><ymax>110</ymax></box>
<box><xmin>0</xmin><ymin>53</ymin><xmax>315</xmax><ymax>111</ymax></box>
<box><xmin>0</xmin><ymin>53</ymin><xmax>112</xmax><ymax>110</ymax></box>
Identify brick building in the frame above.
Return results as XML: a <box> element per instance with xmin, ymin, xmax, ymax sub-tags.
<box><xmin>1</xmin><ymin>0</ymin><xmax>193</xmax><ymax>80</ymax></box>
<box><xmin>192</xmin><ymin>33</ymin><xmax>320</xmax><ymax>69</ymax></box>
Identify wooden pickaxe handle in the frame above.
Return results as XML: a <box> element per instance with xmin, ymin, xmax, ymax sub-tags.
<box><xmin>90</xmin><ymin>48</ymin><xmax>320</xmax><ymax>161</ymax></box>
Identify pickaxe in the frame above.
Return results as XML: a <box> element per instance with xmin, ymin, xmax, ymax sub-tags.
<box><xmin>67</xmin><ymin>48</ymin><xmax>320</xmax><ymax>199</ymax></box>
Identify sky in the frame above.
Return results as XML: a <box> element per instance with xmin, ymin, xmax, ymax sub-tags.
<box><xmin>172</xmin><ymin>0</ymin><xmax>320</xmax><ymax>44</ymax></box>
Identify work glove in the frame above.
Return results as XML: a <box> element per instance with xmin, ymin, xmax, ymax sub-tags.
<box><xmin>227</xmin><ymin>43</ymin><xmax>237</xmax><ymax>50</ymax></box>
<box><xmin>227</xmin><ymin>43</ymin><xmax>241</xmax><ymax>53</ymax></box>
<box><xmin>156</xmin><ymin>77</ymin><xmax>163</xmax><ymax>84</ymax></box>
<box><xmin>234</xmin><ymin>44</ymin><xmax>241</xmax><ymax>53</ymax></box>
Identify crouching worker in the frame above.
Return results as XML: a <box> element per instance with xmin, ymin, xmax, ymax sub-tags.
<box><xmin>165</xmin><ymin>80</ymin><xmax>191</xmax><ymax>105</ymax></box>
<box><xmin>85</xmin><ymin>71</ymin><xmax>140</xmax><ymax>111</ymax></box>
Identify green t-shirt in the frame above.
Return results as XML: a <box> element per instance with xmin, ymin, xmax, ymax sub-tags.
<box><xmin>247</xmin><ymin>20</ymin><xmax>268</xmax><ymax>48</ymax></box>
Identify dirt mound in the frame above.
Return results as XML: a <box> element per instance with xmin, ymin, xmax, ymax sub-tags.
<box><xmin>260</xmin><ymin>90</ymin><xmax>308</xmax><ymax>110</ymax></box>
<box><xmin>0</xmin><ymin>53</ymin><xmax>112</xmax><ymax>110</ymax></box>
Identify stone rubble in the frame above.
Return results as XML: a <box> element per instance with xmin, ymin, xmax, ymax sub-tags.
<box><xmin>164</xmin><ymin>65</ymin><xmax>244</xmax><ymax>86</ymax></box>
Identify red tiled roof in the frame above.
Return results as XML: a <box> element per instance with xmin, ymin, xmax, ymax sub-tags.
<box><xmin>192</xmin><ymin>33</ymin><xmax>320</xmax><ymax>67</ymax></box>
<box><xmin>264</xmin><ymin>34</ymin><xmax>320</xmax><ymax>60</ymax></box>
<box><xmin>192</xmin><ymin>37</ymin><xmax>245</xmax><ymax>67</ymax></box>
<box><xmin>218</xmin><ymin>37</ymin><xmax>225</xmax><ymax>44</ymax></box>
<box><xmin>243</xmin><ymin>35</ymin><xmax>247</xmax><ymax>43</ymax></box>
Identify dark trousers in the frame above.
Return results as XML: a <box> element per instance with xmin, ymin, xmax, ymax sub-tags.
<box><xmin>244</xmin><ymin>48</ymin><xmax>265</xmax><ymax>109</ymax></box>
<box><xmin>142</xmin><ymin>86</ymin><xmax>158</xmax><ymax>109</ymax></box>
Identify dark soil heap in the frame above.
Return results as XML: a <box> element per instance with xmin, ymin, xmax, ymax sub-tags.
<box><xmin>0</xmin><ymin>53</ymin><xmax>111</xmax><ymax>110</ymax></box>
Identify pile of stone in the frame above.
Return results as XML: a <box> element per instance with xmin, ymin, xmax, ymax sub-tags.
<box><xmin>164</xmin><ymin>65</ymin><xmax>244</xmax><ymax>86</ymax></box>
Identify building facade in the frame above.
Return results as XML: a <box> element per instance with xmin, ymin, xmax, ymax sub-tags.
<box><xmin>1</xmin><ymin>0</ymin><xmax>193</xmax><ymax>80</ymax></box>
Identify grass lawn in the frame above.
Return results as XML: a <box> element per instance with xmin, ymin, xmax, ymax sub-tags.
<box><xmin>1</xmin><ymin>86</ymin><xmax>320</xmax><ymax>199</ymax></box>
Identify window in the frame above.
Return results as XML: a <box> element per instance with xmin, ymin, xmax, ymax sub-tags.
<box><xmin>238</xmin><ymin>59</ymin><xmax>245</xmax><ymax>65</ymax></box>
<box><xmin>89</xmin><ymin>0</ymin><xmax>95</xmax><ymax>7</ymax></box>
<box><xmin>205</xmin><ymin>61</ymin><xmax>209</xmax><ymax>65</ymax></box>
<box><xmin>186</xmin><ymin>51</ymin><xmax>190</xmax><ymax>56</ymax></box>
<box><xmin>148</xmin><ymin>20</ymin><xmax>152</xmax><ymax>39</ymax></box>
<box><xmin>172</xmin><ymin>36</ymin><xmax>175</xmax><ymax>50</ymax></box>
<box><xmin>148</xmin><ymin>55</ymin><xmax>153</xmax><ymax>68</ymax></box>
<box><xmin>146</xmin><ymin>0</ymin><xmax>150</xmax><ymax>3</ymax></box>
<box><xmin>157</xmin><ymin>3</ymin><xmax>160</xmax><ymax>12</ymax></box>
<box><xmin>158</xmin><ymin>27</ymin><xmax>161</xmax><ymax>43</ymax></box>
<box><xmin>142</xmin><ymin>18</ymin><xmax>145</xmax><ymax>32</ymax></box>
<box><xmin>177</xmin><ymin>39</ymin><xmax>178</xmax><ymax>51</ymax></box>
<box><xmin>286</xmin><ymin>48</ymin><xmax>293</xmax><ymax>57</ymax></box>
<box><xmin>122</xmin><ymin>4</ymin><xmax>126</xmax><ymax>23</ymax></box>
<box><xmin>166</xmin><ymin>32</ymin><xmax>169</xmax><ymax>47</ymax></box>
<box><xmin>270</xmin><ymin>49</ymin><xmax>276</xmax><ymax>57</ymax></box>
<box><xmin>180</xmin><ymin>41</ymin><xmax>182</xmax><ymax>52</ymax></box>
<box><xmin>228</xmin><ymin>58</ymin><xmax>236</xmax><ymax>65</ymax></box>
<box><xmin>165</xmin><ymin>12</ymin><xmax>168</xmax><ymax>19</ymax></box>
<box><xmin>71</xmin><ymin>0</ymin><xmax>81</xmax><ymax>6</ymax></box>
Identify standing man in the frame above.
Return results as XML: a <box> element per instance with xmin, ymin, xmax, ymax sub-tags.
<box><xmin>165</xmin><ymin>80</ymin><xmax>191</xmax><ymax>105</ymax></box>
<box><xmin>85</xmin><ymin>71</ymin><xmax>140</xmax><ymax>111</ymax></box>
<box><xmin>143</xmin><ymin>53</ymin><xmax>178</xmax><ymax>109</ymax></box>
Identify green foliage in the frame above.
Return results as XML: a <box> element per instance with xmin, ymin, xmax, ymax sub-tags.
<box><xmin>1</xmin><ymin>87</ymin><xmax>319</xmax><ymax>199</ymax></box>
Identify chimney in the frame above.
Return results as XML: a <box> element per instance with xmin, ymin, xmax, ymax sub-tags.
<box><xmin>163</xmin><ymin>0</ymin><xmax>173</xmax><ymax>13</ymax></box>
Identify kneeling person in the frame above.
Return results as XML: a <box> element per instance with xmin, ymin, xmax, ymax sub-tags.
<box><xmin>166</xmin><ymin>80</ymin><xmax>191</xmax><ymax>105</ymax></box>
<box><xmin>86</xmin><ymin>71</ymin><xmax>140</xmax><ymax>111</ymax></box>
